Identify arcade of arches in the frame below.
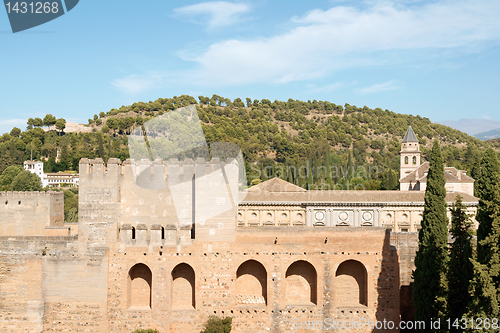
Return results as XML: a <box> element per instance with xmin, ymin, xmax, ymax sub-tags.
<box><xmin>126</xmin><ymin>259</ymin><xmax>368</xmax><ymax>310</ymax></box>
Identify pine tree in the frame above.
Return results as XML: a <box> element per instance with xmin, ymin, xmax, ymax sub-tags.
<box><xmin>467</xmin><ymin>149</ymin><xmax>500</xmax><ymax>331</ymax></box>
<box><xmin>448</xmin><ymin>195</ymin><xmax>473</xmax><ymax>327</ymax></box>
<box><xmin>413</xmin><ymin>140</ymin><xmax>449</xmax><ymax>331</ymax></box>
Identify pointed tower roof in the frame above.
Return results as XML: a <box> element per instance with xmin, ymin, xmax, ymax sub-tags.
<box><xmin>402</xmin><ymin>126</ymin><xmax>419</xmax><ymax>143</ymax></box>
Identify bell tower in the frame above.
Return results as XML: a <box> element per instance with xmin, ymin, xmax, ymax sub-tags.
<box><xmin>400</xmin><ymin>126</ymin><xmax>421</xmax><ymax>180</ymax></box>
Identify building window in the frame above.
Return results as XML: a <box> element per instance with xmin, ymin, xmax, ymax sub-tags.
<box><xmin>401</xmin><ymin>228</ymin><xmax>409</xmax><ymax>232</ymax></box>
<box><xmin>405</xmin><ymin>156</ymin><xmax>409</xmax><ymax>164</ymax></box>
<box><xmin>413</xmin><ymin>156</ymin><xmax>417</xmax><ymax>165</ymax></box>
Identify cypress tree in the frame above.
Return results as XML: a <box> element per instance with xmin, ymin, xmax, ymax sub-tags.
<box><xmin>325</xmin><ymin>148</ymin><xmax>333</xmax><ymax>187</ymax></box>
<box><xmin>476</xmin><ymin>149</ymin><xmax>500</xmax><ymax>263</ymax></box>
<box><xmin>468</xmin><ymin>149</ymin><xmax>500</xmax><ymax>330</ymax></box>
<box><xmin>413</xmin><ymin>140</ymin><xmax>449</xmax><ymax>331</ymax></box>
<box><xmin>448</xmin><ymin>196</ymin><xmax>473</xmax><ymax>327</ymax></box>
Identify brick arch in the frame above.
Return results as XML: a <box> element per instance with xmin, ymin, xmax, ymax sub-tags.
<box><xmin>127</xmin><ymin>263</ymin><xmax>152</xmax><ymax>309</ymax></box>
<box><xmin>172</xmin><ymin>263</ymin><xmax>195</xmax><ymax>309</ymax></box>
<box><xmin>335</xmin><ymin>259</ymin><xmax>367</xmax><ymax>306</ymax></box>
<box><xmin>236</xmin><ymin>260</ymin><xmax>267</xmax><ymax>305</ymax></box>
<box><xmin>285</xmin><ymin>260</ymin><xmax>317</xmax><ymax>305</ymax></box>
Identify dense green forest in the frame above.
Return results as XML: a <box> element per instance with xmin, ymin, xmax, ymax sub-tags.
<box><xmin>0</xmin><ymin>94</ymin><xmax>496</xmax><ymax>192</ymax></box>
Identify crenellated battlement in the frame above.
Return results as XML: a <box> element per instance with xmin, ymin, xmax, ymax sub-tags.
<box><xmin>79</xmin><ymin>157</ymin><xmax>239</xmax><ymax>179</ymax></box>
<box><xmin>119</xmin><ymin>223</ymin><xmax>192</xmax><ymax>249</ymax></box>
<box><xmin>0</xmin><ymin>191</ymin><xmax>63</xmax><ymax>198</ymax></box>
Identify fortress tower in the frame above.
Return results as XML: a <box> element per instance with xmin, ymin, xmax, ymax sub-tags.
<box><xmin>399</xmin><ymin>126</ymin><xmax>421</xmax><ymax>180</ymax></box>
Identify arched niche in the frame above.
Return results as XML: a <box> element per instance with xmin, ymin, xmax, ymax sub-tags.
<box><xmin>128</xmin><ymin>263</ymin><xmax>152</xmax><ymax>309</ymax></box>
<box><xmin>285</xmin><ymin>260</ymin><xmax>317</xmax><ymax>305</ymax></box>
<box><xmin>236</xmin><ymin>260</ymin><xmax>267</xmax><ymax>305</ymax></box>
<box><xmin>172</xmin><ymin>263</ymin><xmax>196</xmax><ymax>309</ymax></box>
<box><xmin>335</xmin><ymin>259</ymin><xmax>368</xmax><ymax>306</ymax></box>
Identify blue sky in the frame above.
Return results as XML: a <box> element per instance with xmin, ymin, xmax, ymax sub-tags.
<box><xmin>1</xmin><ymin>0</ymin><xmax>500</xmax><ymax>135</ymax></box>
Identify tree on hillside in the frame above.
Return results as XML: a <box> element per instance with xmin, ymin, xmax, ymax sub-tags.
<box><xmin>11</xmin><ymin>170</ymin><xmax>43</xmax><ymax>191</ymax></box>
<box><xmin>413</xmin><ymin>140</ymin><xmax>449</xmax><ymax>331</ymax></box>
<box><xmin>467</xmin><ymin>149</ymin><xmax>500</xmax><ymax>330</ymax></box>
<box><xmin>10</xmin><ymin>127</ymin><xmax>21</xmax><ymax>137</ymax></box>
<box><xmin>447</xmin><ymin>195</ymin><xmax>474</xmax><ymax>326</ymax></box>
<box><xmin>43</xmin><ymin>114</ymin><xmax>57</xmax><ymax>129</ymax></box>
<box><xmin>33</xmin><ymin>117</ymin><xmax>43</xmax><ymax>127</ymax></box>
<box><xmin>55</xmin><ymin>118</ymin><xmax>66</xmax><ymax>135</ymax></box>
<box><xmin>0</xmin><ymin>165</ymin><xmax>24</xmax><ymax>190</ymax></box>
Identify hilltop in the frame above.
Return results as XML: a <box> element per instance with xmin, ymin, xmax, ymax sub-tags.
<box><xmin>0</xmin><ymin>94</ymin><xmax>495</xmax><ymax>191</ymax></box>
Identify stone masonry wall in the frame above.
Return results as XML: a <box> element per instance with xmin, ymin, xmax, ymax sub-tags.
<box><xmin>108</xmin><ymin>227</ymin><xmax>400</xmax><ymax>333</ymax></box>
<box><xmin>0</xmin><ymin>191</ymin><xmax>64</xmax><ymax>236</ymax></box>
<box><xmin>0</xmin><ymin>236</ymin><xmax>109</xmax><ymax>333</ymax></box>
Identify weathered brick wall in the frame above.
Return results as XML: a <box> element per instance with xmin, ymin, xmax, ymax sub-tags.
<box><xmin>106</xmin><ymin>227</ymin><xmax>399</xmax><ymax>333</ymax></box>
<box><xmin>0</xmin><ymin>191</ymin><xmax>64</xmax><ymax>236</ymax></box>
<box><xmin>0</xmin><ymin>226</ymin><xmax>401</xmax><ymax>332</ymax></box>
<box><xmin>390</xmin><ymin>232</ymin><xmax>419</xmax><ymax>325</ymax></box>
<box><xmin>0</xmin><ymin>236</ymin><xmax>109</xmax><ymax>333</ymax></box>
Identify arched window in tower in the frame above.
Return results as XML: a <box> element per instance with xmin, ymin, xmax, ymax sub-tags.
<box><xmin>405</xmin><ymin>156</ymin><xmax>409</xmax><ymax>164</ymax></box>
<box><xmin>413</xmin><ymin>156</ymin><xmax>417</xmax><ymax>165</ymax></box>
<box><xmin>128</xmin><ymin>263</ymin><xmax>152</xmax><ymax>309</ymax></box>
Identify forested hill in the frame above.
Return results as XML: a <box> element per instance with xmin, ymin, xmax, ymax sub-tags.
<box><xmin>0</xmin><ymin>94</ymin><xmax>494</xmax><ymax>190</ymax></box>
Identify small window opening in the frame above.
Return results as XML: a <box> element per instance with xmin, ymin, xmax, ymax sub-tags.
<box><xmin>132</xmin><ymin>227</ymin><xmax>136</xmax><ymax>240</ymax></box>
<box><xmin>161</xmin><ymin>226</ymin><xmax>165</xmax><ymax>240</ymax></box>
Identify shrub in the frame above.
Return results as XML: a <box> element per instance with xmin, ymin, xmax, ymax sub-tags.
<box><xmin>132</xmin><ymin>329</ymin><xmax>159</xmax><ymax>333</ymax></box>
<box><xmin>200</xmin><ymin>316</ymin><xmax>232</xmax><ymax>333</ymax></box>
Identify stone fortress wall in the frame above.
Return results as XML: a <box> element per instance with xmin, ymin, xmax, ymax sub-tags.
<box><xmin>0</xmin><ymin>191</ymin><xmax>66</xmax><ymax>236</ymax></box>
<box><xmin>0</xmin><ymin>156</ymin><xmax>478</xmax><ymax>333</ymax></box>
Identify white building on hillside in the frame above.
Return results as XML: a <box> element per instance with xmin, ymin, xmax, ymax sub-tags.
<box><xmin>23</xmin><ymin>160</ymin><xmax>79</xmax><ymax>188</ymax></box>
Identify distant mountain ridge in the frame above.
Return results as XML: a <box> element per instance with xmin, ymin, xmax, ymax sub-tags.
<box><xmin>437</xmin><ymin>118</ymin><xmax>500</xmax><ymax>136</ymax></box>
<box><xmin>474</xmin><ymin>128</ymin><xmax>500</xmax><ymax>141</ymax></box>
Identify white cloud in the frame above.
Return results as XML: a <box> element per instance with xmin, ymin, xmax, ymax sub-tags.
<box><xmin>183</xmin><ymin>0</ymin><xmax>500</xmax><ymax>85</ymax></box>
<box><xmin>356</xmin><ymin>80</ymin><xmax>398</xmax><ymax>94</ymax></box>
<box><xmin>114</xmin><ymin>0</ymin><xmax>500</xmax><ymax>91</ymax></box>
<box><xmin>174</xmin><ymin>1</ymin><xmax>249</xmax><ymax>29</ymax></box>
<box><xmin>307</xmin><ymin>82</ymin><xmax>353</xmax><ymax>94</ymax></box>
<box><xmin>111</xmin><ymin>73</ymin><xmax>161</xmax><ymax>95</ymax></box>
<box><xmin>0</xmin><ymin>119</ymin><xmax>27</xmax><ymax>135</ymax></box>
<box><xmin>483</xmin><ymin>115</ymin><xmax>492</xmax><ymax>120</ymax></box>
